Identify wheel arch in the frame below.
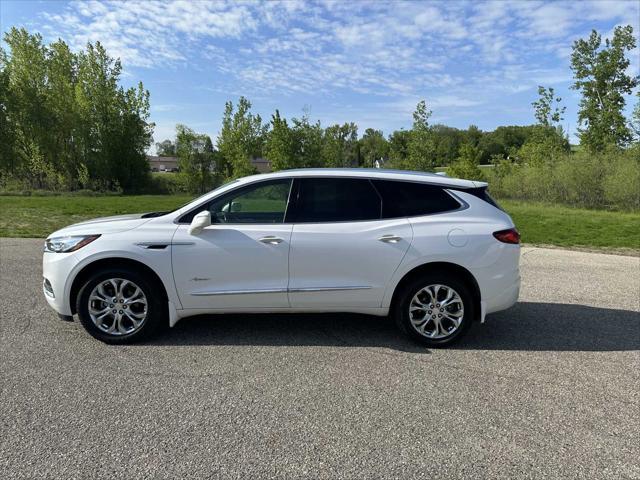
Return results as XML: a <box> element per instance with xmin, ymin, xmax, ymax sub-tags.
<box><xmin>389</xmin><ymin>262</ymin><xmax>482</xmax><ymax>321</ymax></box>
<box><xmin>69</xmin><ymin>257</ymin><xmax>169</xmax><ymax>315</ymax></box>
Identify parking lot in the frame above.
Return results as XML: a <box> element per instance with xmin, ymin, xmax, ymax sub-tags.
<box><xmin>1</xmin><ymin>238</ymin><xmax>638</xmax><ymax>479</ymax></box>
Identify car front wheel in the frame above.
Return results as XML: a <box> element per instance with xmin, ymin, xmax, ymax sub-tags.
<box><xmin>76</xmin><ymin>268</ymin><xmax>166</xmax><ymax>344</ymax></box>
<box><xmin>394</xmin><ymin>273</ymin><xmax>474</xmax><ymax>347</ymax></box>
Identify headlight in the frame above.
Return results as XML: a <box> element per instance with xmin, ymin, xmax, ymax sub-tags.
<box><xmin>44</xmin><ymin>235</ymin><xmax>101</xmax><ymax>253</ymax></box>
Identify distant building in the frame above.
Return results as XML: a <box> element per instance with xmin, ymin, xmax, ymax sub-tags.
<box><xmin>147</xmin><ymin>155</ymin><xmax>179</xmax><ymax>172</ymax></box>
<box><xmin>251</xmin><ymin>157</ymin><xmax>271</xmax><ymax>173</ymax></box>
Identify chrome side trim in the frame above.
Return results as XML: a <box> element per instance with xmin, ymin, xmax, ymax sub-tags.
<box><xmin>190</xmin><ymin>285</ymin><xmax>372</xmax><ymax>296</ymax></box>
<box><xmin>288</xmin><ymin>286</ymin><xmax>372</xmax><ymax>293</ymax></box>
<box><xmin>172</xmin><ymin>242</ymin><xmax>196</xmax><ymax>246</ymax></box>
<box><xmin>191</xmin><ymin>288</ymin><xmax>288</xmax><ymax>296</ymax></box>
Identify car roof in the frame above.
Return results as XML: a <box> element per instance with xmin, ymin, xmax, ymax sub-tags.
<box><xmin>236</xmin><ymin>168</ymin><xmax>486</xmax><ymax>189</ymax></box>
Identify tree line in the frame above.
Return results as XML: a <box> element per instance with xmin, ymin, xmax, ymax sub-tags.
<box><xmin>0</xmin><ymin>25</ymin><xmax>638</xmax><ymax>195</ymax></box>
<box><xmin>0</xmin><ymin>28</ymin><xmax>152</xmax><ymax>192</ymax></box>
<box><xmin>162</xmin><ymin>25</ymin><xmax>639</xmax><ymax>193</ymax></box>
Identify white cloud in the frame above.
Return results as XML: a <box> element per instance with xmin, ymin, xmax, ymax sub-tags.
<box><xmin>34</xmin><ymin>0</ymin><xmax>639</xmax><ymax>107</ymax></box>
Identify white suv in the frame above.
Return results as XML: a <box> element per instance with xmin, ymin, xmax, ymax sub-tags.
<box><xmin>42</xmin><ymin>169</ymin><xmax>520</xmax><ymax>347</ymax></box>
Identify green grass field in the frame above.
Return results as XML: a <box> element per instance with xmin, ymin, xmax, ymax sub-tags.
<box><xmin>0</xmin><ymin>195</ymin><xmax>638</xmax><ymax>251</ymax></box>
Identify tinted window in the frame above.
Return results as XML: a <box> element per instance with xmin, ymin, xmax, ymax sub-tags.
<box><xmin>458</xmin><ymin>187</ymin><xmax>503</xmax><ymax>211</ymax></box>
<box><xmin>180</xmin><ymin>179</ymin><xmax>292</xmax><ymax>224</ymax></box>
<box><xmin>372</xmin><ymin>180</ymin><xmax>461</xmax><ymax>218</ymax></box>
<box><xmin>289</xmin><ymin>178</ymin><xmax>381</xmax><ymax>223</ymax></box>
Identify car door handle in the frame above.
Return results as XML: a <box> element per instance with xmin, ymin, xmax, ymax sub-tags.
<box><xmin>378</xmin><ymin>234</ymin><xmax>402</xmax><ymax>243</ymax></box>
<box><xmin>259</xmin><ymin>236</ymin><xmax>284</xmax><ymax>245</ymax></box>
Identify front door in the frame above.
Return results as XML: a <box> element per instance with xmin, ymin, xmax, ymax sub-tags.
<box><xmin>172</xmin><ymin>178</ymin><xmax>293</xmax><ymax>310</ymax></box>
<box><xmin>286</xmin><ymin>177</ymin><xmax>413</xmax><ymax>308</ymax></box>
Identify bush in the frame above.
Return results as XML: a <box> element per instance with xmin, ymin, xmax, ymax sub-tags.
<box><xmin>485</xmin><ymin>146</ymin><xmax>639</xmax><ymax>210</ymax></box>
<box><xmin>447</xmin><ymin>143</ymin><xmax>485</xmax><ymax>181</ymax></box>
<box><xmin>603</xmin><ymin>146</ymin><xmax>640</xmax><ymax>209</ymax></box>
<box><xmin>144</xmin><ymin>172</ymin><xmax>191</xmax><ymax>194</ymax></box>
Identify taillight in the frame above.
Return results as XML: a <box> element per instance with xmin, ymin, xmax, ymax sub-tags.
<box><xmin>493</xmin><ymin>228</ymin><xmax>520</xmax><ymax>244</ymax></box>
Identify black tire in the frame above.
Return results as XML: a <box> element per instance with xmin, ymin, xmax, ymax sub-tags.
<box><xmin>76</xmin><ymin>267</ymin><xmax>167</xmax><ymax>344</ymax></box>
<box><xmin>393</xmin><ymin>272</ymin><xmax>475</xmax><ymax>347</ymax></box>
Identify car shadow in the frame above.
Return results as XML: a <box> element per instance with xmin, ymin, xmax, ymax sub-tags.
<box><xmin>151</xmin><ymin>302</ymin><xmax>640</xmax><ymax>352</ymax></box>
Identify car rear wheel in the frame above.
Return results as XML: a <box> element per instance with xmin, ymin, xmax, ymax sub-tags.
<box><xmin>394</xmin><ymin>273</ymin><xmax>474</xmax><ymax>347</ymax></box>
<box><xmin>76</xmin><ymin>268</ymin><xmax>166</xmax><ymax>344</ymax></box>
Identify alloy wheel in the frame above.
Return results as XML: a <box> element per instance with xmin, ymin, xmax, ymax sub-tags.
<box><xmin>88</xmin><ymin>278</ymin><xmax>148</xmax><ymax>336</ymax></box>
<box><xmin>409</xmin><ymin>284</ymin><xmax>464</xmax><ymax>339</ymax></box>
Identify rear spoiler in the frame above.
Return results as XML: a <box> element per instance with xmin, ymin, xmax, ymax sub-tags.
<box><xmin>435</xmin><ymin>171</ymin><xmax>487</xmax><ymax>189</ymax></box>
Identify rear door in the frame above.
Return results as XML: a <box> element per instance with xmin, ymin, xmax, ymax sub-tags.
<box><xmin>286</xmin><ymin>177</ymin><xmax>412</xmax><ymax>308</ymax></box>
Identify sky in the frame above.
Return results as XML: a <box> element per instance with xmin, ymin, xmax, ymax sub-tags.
<box><xmin>1</xmin><ymin>0</ymin><xmax>639</xmax><ymax>150</ymax></box>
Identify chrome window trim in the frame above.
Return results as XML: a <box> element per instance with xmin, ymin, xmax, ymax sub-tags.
<box><xmin>174</xmin><ymin>175</ymin><xmax>470</xmax><ymax>226</ymax></box>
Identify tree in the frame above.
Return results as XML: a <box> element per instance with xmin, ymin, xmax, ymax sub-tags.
<box><xmin>465</xmin><ymin>125</ymin><xmax>483</xmax><ymax>147</ymax></box>
<box><xmin>217</xmin><ymin>97</ymin><xmax>266</xmax><ymax>179</ymax></box>
<box><xmin>516</xmin><ymin>125</ymin><xmax>570</xmax><ymax>166</ymax></box>
<box><xmin>1</xmin><ymin>28</ymin><xmax>153</xmax><ymax>192</ymax></box>
<box><xmin>264</xmin><ymin>109</ymin><xmax>325</xmax><ymax>170</ymax></box>
<box><xmin>570</xmin><ymin>25</ymin><xmax>639</xmax><ymax>151</ymax></box>
<box><xmin>291</xmin><ymin>113</ymin><xmax>324</xmax><ymax>168</ymax></box>
<box><xmin>631</xmin><ymin>92</ymin><xmax>640</xmax><ymax>142</ymax></box>
<box><xmin>478</xmin><ymin>125</ymin><xmax>537</xmax><ymax>161</ymax></box>
<box><xmin>407</xmin><ymin>100</ymin><xmax>436</xmax><ymax>171</ymax></box>
<box><xmin>322</xmin><ymin>122</ymin><xmax>358</xmax><ymax>167</ymax></box>
<box><xmin>387</xmin><ymin>129</ymin><xmax>411</xmax><ymax>169</ymax></box>
<box><xmin>0</xmin><ymin>46</ymin><xmax>16</xmax><ymax>175</ymax></box>
<box><xmin>156</xmin><ymin>139</ymin><xmax>176</xmax><ymax>156</ymax></box>
<box><xmin>447</xmin><ymin>143</ymin><xmax>484</xmax><ymax>180</ymax></box>
<box><xmin>360</xmin><ymin>128</ymin><xmax>388</xmax><ymax>168</ymax></box>
<box><xmin>264</xmin><ymin>110</ymin><xmax>295</xmax><ymax>171</ymax></box>
<box><xmin>176</xmin><ymin>124</ymin><xmax>215</xmax><ymax>193</ymax></box>
<box><xmin>532</xmin><ymin>86</ymin><xmax>566</xmax><ymax>127</ymax></box>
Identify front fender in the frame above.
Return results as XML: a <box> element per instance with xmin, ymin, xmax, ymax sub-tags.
<box><xmin>62</xmin><ymin>247</ymin><xmax>181</xmax><ymax>314</ymax></box>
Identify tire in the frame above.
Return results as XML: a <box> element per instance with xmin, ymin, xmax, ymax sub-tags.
<box><xmin>393</xmin><ymin>272</ymin><xmax>475</xmax><ymax>347</ymax></box>
<box><xmin>76</xmin><ymin>267</ymin><xmax>167</xmax><ymax>344</ymax></box>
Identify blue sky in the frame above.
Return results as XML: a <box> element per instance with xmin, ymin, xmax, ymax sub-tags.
<box><xmin>1</xmin><ymin>0</ymin><xmax>639</xmax><ymax>150</ymax></box>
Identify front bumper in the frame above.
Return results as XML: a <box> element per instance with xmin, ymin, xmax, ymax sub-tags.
<box><xmin>42</xmin><ymin>250</ymin><xmax>80</xmax><ymax>316</ymax></box>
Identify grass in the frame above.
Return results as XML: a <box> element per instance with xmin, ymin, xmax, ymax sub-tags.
<box><xmin>0</xmin><ymin>195</ymin><xmax>192</xmax><ymax>238</ymax></box>
<box><xmin>0</xmin><ymin>195</ymin><xmax>638</xmax><ymax>252</ymax></box>
<box><xmin>500</xmin><ymin>200</ymin><xmax>640</xmax><ymax>251</ymax></box>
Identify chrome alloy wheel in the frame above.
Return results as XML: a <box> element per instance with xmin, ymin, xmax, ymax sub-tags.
<box><xmin>88</xmin><ymin>278</ymin><xmax>148</xmax><ymax>336</ymax></box>
<box><xmin>409</xmin><ymin>284</ymin><xmax>464</xmax><ymax>339</ymax></box>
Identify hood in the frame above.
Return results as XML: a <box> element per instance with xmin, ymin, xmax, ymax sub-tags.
<box><xmin>48</xmin><ymin>214</ymin><xmax>152</xmax><ymax>238</ymax></box>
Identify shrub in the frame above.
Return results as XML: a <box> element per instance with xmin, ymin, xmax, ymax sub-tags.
<box><xmin>603</xmin><ymin>146</ymin><xmax>640</xmax><ymax>209</ymax></box>
<box><xmin>485</xmin><ymin>146</ymin><xmax>639</xmax><ymax>211</ymax></box>
<box><xmin>447</xmin><ymin>143</ymin><xmax>485</xmax><ymax>181</ymax></box>
<box><xmin>144</xmin><ymin>173</ymin><xmax>190</xmax><ymax>194</ymax></box>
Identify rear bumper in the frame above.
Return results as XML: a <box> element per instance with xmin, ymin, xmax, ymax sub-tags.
<box><xmin>482</xmin><ymin>276</ymin><xmax>520</xmax><ymax>318</ymax></box>
<box><xmin>473</xmin><ymin>244</ymin><xmax>520</xmax><ymax>320</ymax></box>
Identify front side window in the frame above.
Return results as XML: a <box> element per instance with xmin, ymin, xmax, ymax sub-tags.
<box><xmin>180</xmin><ymin>179</ymin><xmax>292</xmax><ymax>224</ymax></box>
<box><xmin>288</xmin><ymin>178</ymin><xmax>382</xmax><ymax>223</ymax></box>
<box><xmin>372</xmin><ymin>180</ymin><xmax>461</xmax><ymax>218</ymax></box>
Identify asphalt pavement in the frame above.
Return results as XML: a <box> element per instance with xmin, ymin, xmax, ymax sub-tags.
<box><xmin>1</xmin><ymin>238</ymin><xmax>639</xmax><ymax>479</ymax></box>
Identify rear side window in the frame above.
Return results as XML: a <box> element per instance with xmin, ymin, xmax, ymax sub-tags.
<box><xmin>288</xmin><ymin>178</ymin><xmax>381</xmax><ymax>223</ymax></box>
<box><xmin>371</xmin><ymin>180</ymin><xmax>461</xmax><ymax>218</ymax></box>
<box><xmin>459</xmin><ymin>187</ymin><xmax>504</xmax><ymax>211</ymax></box>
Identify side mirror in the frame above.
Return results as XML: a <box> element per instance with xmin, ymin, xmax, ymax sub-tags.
<box><xmin>188</xmin><ymin>211</ymin><xmax>211</xmax><ymax>235</ymax></box>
